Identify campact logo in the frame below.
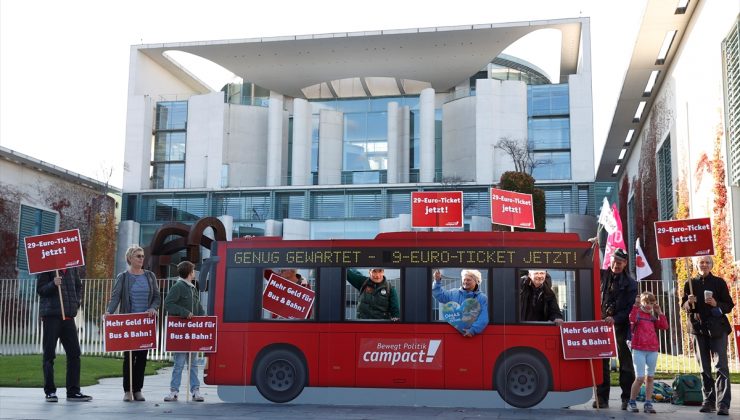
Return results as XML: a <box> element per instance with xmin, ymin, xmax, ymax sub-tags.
<box><xmin>358</xmin><ymin>338</ymin><xmax>443</xmax><ymax>369</ymax></box>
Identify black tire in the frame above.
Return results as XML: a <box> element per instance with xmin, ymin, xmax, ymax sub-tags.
<box><xmin>253</xmin><ymin>348</ymin><xmax>307</xmax><ymax>403</ymax></box>
<box><xmin>494</xmin><ymin>350</ymin><xmax>550</xmax><ymax>408</ymax></box>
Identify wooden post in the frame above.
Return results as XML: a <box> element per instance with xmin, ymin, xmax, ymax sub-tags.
<box><xmin>186</xmin><ymin>353</ymin><xmax>192</xmax><ymax>402</ymax></box>
<box><xmin>686</xmin><ymin>259</ymin><xmax>695</xmax><ymax>309</ymax></box>
<box><xmin>55</xmin><ymin>269</ymin><xmax>66</xmax><ymax>319</ymax></box>
<box><xmin>129</xmin><ymin>351</ymin><xmax>133</xmax><ymax>396</ymax></box>
<box><xmin>590</xmin><ymin>359</ymin><xmax>599</xmax><ymax>409</ymax></box>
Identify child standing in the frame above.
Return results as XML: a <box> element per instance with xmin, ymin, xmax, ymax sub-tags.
<box><xmin>627</xmin><ymin>291</ymin><xmax>668</xmax><ymax>414</ymax></box>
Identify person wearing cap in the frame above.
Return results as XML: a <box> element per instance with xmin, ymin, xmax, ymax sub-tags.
<box><xmin>680</xmin><ymin>256</ymin><xmax>733</xmax><ymax>416</ymax></box>
<box><xmin>432</xmin><ymin>269</ymin><xmax>489</xmax><ymax>337</ymax></box>
<box><xmin>519</xmin><ymin>269</ymin><xmax>564</xmax><ymax>324</ymax></box>
<box><xmin>595</xmin><ymin>247</ymin><xmax>637</xmax><ymax>410</ymax></box>
<box><xmin>346</xmin><ymin>268</ymin><xmax>400</xmax><ymax>320</ymax></box>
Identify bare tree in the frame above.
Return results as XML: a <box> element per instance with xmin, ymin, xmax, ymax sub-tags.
<box><xmin>495</xmin><ymin>137</ymin><xmax>550</xmax><ymax>175</ymax></box>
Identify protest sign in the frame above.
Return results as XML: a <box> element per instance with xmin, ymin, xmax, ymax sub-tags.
<box><xmin>23</xmin><ymin>229</ymin><xmax>85</xmax><ymax>274</ymax></box>
<box><xmin>104</xmin><ymin>313</ymin><xmax>157</xmax><ymax>352</ymax></box>
<box><xmin>654</xmin><ymin>218</ymin><xmax>714</xmax><ymax>259</ymax></box>
<box><xmin>164</xmin><ymin>315</ymin><xmax>218</xmax><ymax>352</ymax></box>
<box><xmin>490</xmin><ymin>188</ymin><xmax>535</xmax><ymax>229</ymax></box>
<box><xmin>411</xmin><ymin>191</ymin><xmax>464</xmax><ymax>228</ymax></box>
<box><xmin>560</xmin><ymin>320</ymin><xmax>617</xmax><ymax>360</ymax></box>
<box><xmin>262</xmin><ymin>272</ymin><xmax>315</xmax><ymax>319</ymax></box>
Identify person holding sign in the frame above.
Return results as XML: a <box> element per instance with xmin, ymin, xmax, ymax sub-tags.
<box><xmin>432</xmin><ymin>269</ymin><xmax>488</xmax><ymax>337</ymax></box>
<box><xmin>278</xmin><ymin>268</ymin><xmax>310</xmax><ymax>288</ymax></box>
<box><xmin>164</xmin><ymin>261</ymin><xmax>205</xmax><ymax>402</ymax></box>
<box><xmin>595</xmin><ymin>247</ymin><xmax>637</xmax><ymax>410</ymax></box>
<box><xmin>36</xmin><ymin>268</ymin><xmax>92</xmax><ymax>402</ymax></box>
<box><xmin>346</xmin><ymin>268</ymin><xmax>400</xmax><ymax>320</ymax></box>
<box><xmin>626</xmin><ymin>292</ymin><xmax>668</xmax><ymax>414</ymax></box>
<box><xmin>681</xmin><ymin>256</ymin><xmax>734</xmax><ymax>416</ymax></box>
<box><xmin>519</xmin><ymin>270</ymin><xmax>563</xmax><ymax>325</ymax></box>
<box><xmin>105</xmin><ymin>245</ymin><xmax>160</xmax><ymax>402</ymax></box>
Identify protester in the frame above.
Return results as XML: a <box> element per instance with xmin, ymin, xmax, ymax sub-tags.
<box><xmin>36</xmin><ymin>267</ymin><xmax>92</xmax><ymax>402</ymax></box>
<box><xmin>594</xmin><ymin>247</ymin><xmax>637</xmax><ymax>410</ymax></box>
<box><xmin>277</xmin><ymin>268</ymin><xmax>310</xmax><ymax>288</ymax></box>
<box><xmin>105</xmin><ymin>245</ymin><xmax>160</xmax><ymax>402</ymax></box>
<box><xmin>164</xmin><ymin>261</ymin><xmax>205</xmax><ymax>402</ymax></box>
<box><xmin>627</xmin><ymin>292</ymin><xmax>668</xmax><ymax>414</ymax></box>
<box><xmin>346</xmin><ymin>268</ymin><xmax>400</xmax><ymax>320</ymax></box>
<box><xmin>519</xmin><ymin>269</ymin><xmax>564</xmax><ymax>324</ymax></box>
<box><xmin>681</xmin><ymin>256</ymin><xmax>734</xmax><ymax>416</ymax></box>
<box><xmin>432</xmin><ymin>269</ymin><xmax>488</xmax><ymax>337</ymax></box>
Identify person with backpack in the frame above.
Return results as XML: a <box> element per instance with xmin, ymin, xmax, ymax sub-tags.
<box><xmin>432</xmin><ymin>269</ymin><xmax>488</xmax><ymax>337</ymax></box>
<box><xmin>519</xmin><ymin>270</ymin><xmax>564</xmax><ymax>324</ymax></box>
<box><xmin>626</xmin><ymin>292</ymin><xmax>668</xmax><ymax>414</ymax></box>
<box><xmin>681</xmin><ymin>255</ymin><xmax>734</xmax><ymax>416</ymax></box>
<box><xmin>346</xmin><ymin>268</ymin><xmax>399</xmax><ymax>320</ymax></box>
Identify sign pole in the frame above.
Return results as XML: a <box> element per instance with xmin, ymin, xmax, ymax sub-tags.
<box><xmin>128</xmin><ymin>351</ymin><xmax>133</xmax><ymax>397</ymax></box>
<box><xmin>55</xmin><ymin>269</ymin><xmax>66</xmax><ymax>319</ymax></box>
<box><xmin>186</xmin><ymin>353</ymin><xmax>191</xmax><ymax>402</ymax></box>
<box><xmin>685</xmin><ymin>259</ymin><xmax>695</xmax><ymax>309</ymax></box>
<box><xmin>590</xmin><ymin>359</ymin><xmax>599</xmax><ymax>409</ymax></box>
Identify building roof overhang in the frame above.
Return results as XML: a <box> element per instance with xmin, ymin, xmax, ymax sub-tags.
<box><xmin>136</xmin><ymin>18</ymin><xmax>585</xmax><ymax>98</ymax></box>
<box><xmin>596</xmin><ymin>0</ymin><xmax>698</xmax><ymax>180</ymax></box>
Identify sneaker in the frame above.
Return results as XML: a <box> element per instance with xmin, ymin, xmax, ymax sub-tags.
<box><xmin>123</xmin><ymin>392</ymin><xmax>133</xmax><ymax>402</ymax></box>
<box><xmin>164</xmin><ymin>391</ymin><xmax>178</xmax><ymax>402</ymax></box>
<box><xmin>45</xmin><ymin>393</ymin><xmax>58</xmax><ymax>403</ymax></box>
<box><xmin>627</xmin><ymin>400</ymin><xmax>638</xmax><ymax>413</ymax></box>
<box><xmin>643</xmin><ymin>402</ymin><xmax>656</xmax><ymax>414</ymax></box>
<box><xmin>717</xmin><ymin>406</ymin><xmax>729</xmax><ymax>416</ymax></box>
<box><xmin>67</xmin><ymin>392</ymin><xmax>92</xmax><ymax>402</ymax></box>
<box><xmin>699</xmin><ymin>404</ymin><xmax>716</xmax><ymax>413</ymax></box>
<box><xmin>133</xmin><ymin>391</ymin><xmax>145</xmax><ymax>401</ymax></box>
<box><xmin>192</xmin><ymin>389</ymin><xmax>204</xmax><ymax>402</ymax></box>
<box><xmin>621</xmin><ymin>400</ymin><xmax>629</xmax><ymax>410</ymax></box>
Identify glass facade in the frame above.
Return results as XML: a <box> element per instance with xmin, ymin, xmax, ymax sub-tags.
<box><xmin>656</xmin><ymin>138</ymin><xmax>673</xmax><ymax>220</ymax></box>
<box><xmin>527</xmin><ymin>85</ymin><xmax>571</xmax><ymax>180</ymax></box>
<box><xmin>151</xmin><ymin>101</ymin><xmax>188</xmax><ymax>189</ymax></box>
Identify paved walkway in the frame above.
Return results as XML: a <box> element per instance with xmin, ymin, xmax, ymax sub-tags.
<box><xmin>0</xmin><ymin>367</ymin><xmax>738</xmax><ymax>419</ymax></box>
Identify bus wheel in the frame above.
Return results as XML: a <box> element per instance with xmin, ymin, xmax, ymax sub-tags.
<box><xmin>253</xmin><ymin>349</ymin><xmax>307</xmax><ymax>403</ymax></box>
<box><xmin>494</xmin><ymin>351</ymin><xmax>550</xmax><ymax>408</ymax></box>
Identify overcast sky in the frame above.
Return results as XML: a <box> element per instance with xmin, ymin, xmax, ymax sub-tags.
<box><xmin>0</xmin><ymin>0</ymin><xmax>645</xmax><ymax>188</ymax></box>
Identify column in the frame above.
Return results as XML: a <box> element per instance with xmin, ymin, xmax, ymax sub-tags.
<box><xmin>419</xmin><ymin>88</ymin><xmax>436</xmax><ymax>182</ymax></box>
<box><xmin>266</xmin><ymin>92</ymin><xmax>284</xmax><ymax>186</ymax></box>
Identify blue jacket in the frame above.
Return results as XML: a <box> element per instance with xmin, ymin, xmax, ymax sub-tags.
<box><xmin>432</xmin><ymin>282</ymin><xmax>489</xmax><ymax>335</ymax></box>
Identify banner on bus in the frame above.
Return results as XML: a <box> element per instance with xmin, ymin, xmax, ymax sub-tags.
<box><xmin>411</xmin><ymin>191</ymin><xmax>464</xmax><ymax>228</ymax></box>
<box><xmin>490</xmin><ymin>188</ymin><xmax>535</xmax><ymax>229</ymax></box>
<box><xmin>262</xmin><ymin>272</ymin><xmax>315</xmax><ymax>319</ymax></box>
<box><xmin>654</xmin><ymin>218</ymin><xmax>714</xmax><ymax>259</ymax></box>
<box><xmin>560</xmin><ymin>320</ymin><xmax>617</xmax><ymax>360</ymax></box>
<box><xmin>104</xmin><ymin>313</ymin><xmax>157</xmax><ymax>352</ymax></box>
<box><xmin>164</xmin><ymin>316</ymin><xmax>218</xmax><ymax>352</ymax></box>
<box><xmin>357</xmin><ymin>337</ymin><xmax>443</xmax><ymax>370</ymax></box>
<box><xmin>23</xmin><ymin>229</ymin><xmax>85</xmax><ymax>275</ymax></box>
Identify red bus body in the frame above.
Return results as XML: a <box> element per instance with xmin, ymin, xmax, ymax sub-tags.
<box><xmin>202</xmin><ymin>231</ymin><xmax>603</xmax><ymax>408</ymax></box>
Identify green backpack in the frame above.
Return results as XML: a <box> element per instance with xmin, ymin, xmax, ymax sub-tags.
<box><xmin>671</xmin><ymin>374</ymin><xmax>703</xmax><ymax>406</ymax></box>
<box><xmin>637</xmin><ymin>381</ymin><xmax>672</xmax><ymax>402</ymax></box>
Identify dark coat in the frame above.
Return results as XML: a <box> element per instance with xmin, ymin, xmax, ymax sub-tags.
<box><xmin>519</xmin><ymin>275</ymin><xmax>563</xmax><ymax>322</ymax></box>
<box><xmin>37</xmin><ymin>268</ymin><xmax>83</xmax><ymax>318</ymax></box>
<box><xmin>681</xmin><ymin>273</ymin><xmax>734</xmax><ymax>336</ymax></box>
<box><xmin>600</xmin><ymin>268</ymin><xmax>638</xmax><ymax>326</ymax></box>
<box><xmin>106</xmin><ymin>270</ymin><xmax>161</xmax><ymax>314</ymax></box>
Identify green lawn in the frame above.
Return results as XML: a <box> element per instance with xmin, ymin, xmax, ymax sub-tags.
<box><xmin>0</xmin><ymin>355</ymin><xmax>170</xmax><ymax>387</ymax></box>
<box><xmin>610</xmin><ymin>371</ymin><xmax>740</xmax><ymax>386</ymax></box>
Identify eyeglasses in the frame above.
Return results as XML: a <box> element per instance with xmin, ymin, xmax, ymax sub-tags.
<box><xmin>133</xmin><ymin>254</ymin><xmax>145</xmax><ymax>258</ymax></box>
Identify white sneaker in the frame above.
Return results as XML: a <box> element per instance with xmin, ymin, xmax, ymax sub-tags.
<box><xmin>164</xmin><ymin>391</ymin><xmax>178</xmax><ymax>402</ymax></box>
<box><xmin>192</xmin><ymin>389</ymin><xmax>204</xmax><ymax>402</ymax></box>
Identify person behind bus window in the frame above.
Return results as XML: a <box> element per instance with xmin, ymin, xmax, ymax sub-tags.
<box><xmin>519</xmin><ymin>269</ymin><xmax>564</xmax><ymax>325</ymax></box>
<box><xmin>346</xmin><ymin>268</ymin><xmax>399</xmax><ymax>321</ymax></box>
<box><xmin>432</xmin><ymin>269</ymin><xmax>488</xmax><ymax>337</ymax></box>
<box><xmin>278</xmin><ymin>268</ymin><xmax>310</xmax><ymax>288</ymax></box>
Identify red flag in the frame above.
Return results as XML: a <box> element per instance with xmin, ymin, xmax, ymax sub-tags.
<box><xmin>602</xmin><ymin>204</ymin><xmax>626</xmax><ymax>269</ymax></box>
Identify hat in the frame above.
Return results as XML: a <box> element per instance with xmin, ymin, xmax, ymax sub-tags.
<box><xmin>612</xmin><ymin>248</ymin><xmax>628</xmax><ymax>261</ymax></box>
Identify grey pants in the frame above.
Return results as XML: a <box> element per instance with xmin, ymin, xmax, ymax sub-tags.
<box><xmin>693</xmin><ymin>333</ymin><xmax>731</xmax><ymax>409</ymax></box>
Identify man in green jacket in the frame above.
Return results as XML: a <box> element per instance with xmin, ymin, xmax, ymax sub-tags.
<box><xmin>164</xmin><ymin>261</ymin><xmax>205</xmax><ymax>402</ymax></box>
<box><xmin>346</xmin><ymin>268</ymin><xmax>400</xmax><ymax>320</ymax></box>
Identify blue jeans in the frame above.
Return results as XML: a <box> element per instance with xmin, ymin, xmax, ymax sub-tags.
<box><xmin>169</xmin><ymin>352</ymin><xmax>199</xmax><ymax>393</ymax></box>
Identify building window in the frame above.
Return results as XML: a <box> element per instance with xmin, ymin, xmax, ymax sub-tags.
<box><xmin>723</xmin><ymin>19</ymin><xmax>740</xmax><ymax>185</ymax></box>
<box><xmin>656</xmin><ymin>138</ymin><xmax>674</xmax><ymax>220</ymax></box>
<box><xmin>151</xmin><ymin>101</ymin><xmax>187</xmax><ymax>189</ymax></box>
<box><xmin>531</xmin><ymin>151</ymin><xmax>571</xmax><ymax>180</ymax></box>
<box><xmin>527</xmin><ymin>85</ymin><xmax>571</xmax><ymax>181</ymax></box>
<box><xmin>17</xmin><ymin>205</ymin><xmax>57</xmax><ymax>277</ymax></box>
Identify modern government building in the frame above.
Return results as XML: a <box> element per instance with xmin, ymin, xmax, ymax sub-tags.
<box><xmin>119</xmin><ymin>17</ymin><xmax>609</xmax><ymax>261</ymax></box>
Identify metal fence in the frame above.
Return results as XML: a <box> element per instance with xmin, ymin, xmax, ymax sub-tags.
<box><xmin>1</xmin><ymin>278</ymin><xmax>738</xmax><ymax>372</ymax></box>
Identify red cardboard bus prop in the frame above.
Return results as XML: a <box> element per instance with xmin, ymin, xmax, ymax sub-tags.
<box><xmin>411</xmin><ymin>191</ymin><xmax>464</xmax><ymax>228</ymax></box>
<box><xmin>23</xmin><ymin>229</ymin><xmax>85</xmax><ymax>274</ymax></box>
<box><xmin>104</xmin><ymin>313</ymin><xmax>157</xmax><ymax>352</ymax></box>
<box><xmin>262</xmin><ymin>273</ymin><xmax>315</xmax><ymax>319</ymax></box>
<box><xmin>490</xmin><ymin>188</ymin><xmax>535</xmax><ymax>229</ymax></box>
<box><xmin>560</xmin><ymin>320</ymin><xmax>617</xmax><ymax>360</ymax></box>
<box><xmin>164</xmin><ymin>316</ymin><xmax>218</xmax><ymax>352</ymax></box>
<box><xmin>735</xmin><ymin>325</ymin><xmax>740</xmax><ymax>363</ymax></box>
<box><xmin>654</xmin><ymin>218</ymin><xmax>714</xmax><ymax>259</ymax></box>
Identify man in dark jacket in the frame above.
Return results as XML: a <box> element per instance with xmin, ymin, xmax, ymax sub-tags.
<box><xmin>36</xmin><ymin>268</ymin><xmax>92</xmax><ymax>402</ymax></box>
<box><xmin>681</xmin><ymin>255</ymin><xmax>734</xmax><ymax>416</ymax></box>
<box><xmin>519</xmin><ymin>270</ymin><xmax>564</xmax><ymax>324</ymax></box>
<box><xmin>595</xmin><ymin>248</ymin><xmax>637</xmax><ymax>410</ymax></box>
<box><xmin>346</xmin><ymin>268</ymin><xmax>400</xmax><ymax>320</ymax></box>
